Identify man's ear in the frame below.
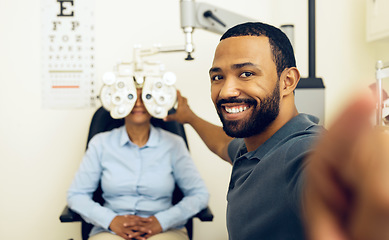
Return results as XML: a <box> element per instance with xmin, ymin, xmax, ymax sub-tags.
<box><xmin>281</xmin><ymin>67</ymin><xmax>300</xmax><ymax>97</ymax></box>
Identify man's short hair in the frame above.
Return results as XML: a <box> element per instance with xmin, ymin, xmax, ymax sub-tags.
<box><xmin>221</xmin><ymin>22</ymin><xmax>296</xmax><ymax>77</ymax></box>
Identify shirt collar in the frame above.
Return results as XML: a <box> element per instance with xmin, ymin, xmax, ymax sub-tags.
<box><xmin>240</xmin><ymin>113</ymin><xmax>320</xmax><ymax>159</ymax></box>
<box><xmin>119</xmin><ymin>124</ymin><xmax>160</xmax><ymax>148</ymax></box>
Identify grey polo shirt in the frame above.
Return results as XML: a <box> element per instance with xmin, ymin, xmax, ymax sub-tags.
<box><xmin>226</xmin><ymin>114</ymin><xmax>322</xmax><ymax>240</ymax></box>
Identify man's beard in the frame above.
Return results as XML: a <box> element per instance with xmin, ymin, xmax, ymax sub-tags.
<box><xmin>217</xmin><ymin>82</ymin><xmax>280</xmax><ymax>138</ymax></box>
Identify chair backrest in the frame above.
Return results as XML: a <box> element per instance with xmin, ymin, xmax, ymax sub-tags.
<box><xmin>81</xmin><ymin>107</ymin><xmax>193</xmax><ymax>240</ymax></box>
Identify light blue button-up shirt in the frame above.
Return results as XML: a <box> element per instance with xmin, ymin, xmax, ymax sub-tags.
<box><xmin>67</xmin><ymin>125</ymin><xmax>209</xmax><ymax>236</ymax></box>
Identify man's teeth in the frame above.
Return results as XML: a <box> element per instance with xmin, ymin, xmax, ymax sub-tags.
<box><xmin>225</xmin><ymin>106</ymin><xmax>248</xmax><ymax>114</ymax></box>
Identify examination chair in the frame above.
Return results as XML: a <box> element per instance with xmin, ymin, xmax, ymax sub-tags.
<box><xmin>60</xmin><ymin>106</ymin><xmax>213</xmax><ymax>240</ymax></box>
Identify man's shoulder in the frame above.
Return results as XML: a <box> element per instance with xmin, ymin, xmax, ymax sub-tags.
<box><xmin>276</xmin><ymin>114</ymin><xmax>324</xmax><ymax>158</ymax></box>
<box><xmin>290</xmin><ymin>113</ymin><xmax>322</xmax><ymax>131</ymax></box>
<box><xmin>283</xmin><ymin>128</ymin><xmax>321</xmax><ymax>158</ymax></box>
<box><xmin>279</xmin><ymin>113</ymin><xmax>323</xmax><ymax>143</ymax></box>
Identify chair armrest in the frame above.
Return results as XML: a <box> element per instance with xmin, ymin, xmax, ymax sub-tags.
<box><xmin>59</xmin><ymin>206</ymin><xmax>82</xmax><ymax>222</ymax></box>
<box><xmin>194</xmin><ymin>206</ymin><xmax>214</xmax><ymax>221</ymax></box>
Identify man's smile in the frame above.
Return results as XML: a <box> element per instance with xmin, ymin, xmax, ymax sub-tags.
<box><xmin>224</xmin><ymin>104</ymin><xmax>249</xmax><ymax>114</ymax></box>
<box><xmin>220</xmin><ymin>103</ymin><xmax>253</xmax><ymax>120</ymax></box>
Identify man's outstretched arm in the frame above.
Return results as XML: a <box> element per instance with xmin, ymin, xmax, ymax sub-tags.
<box><xmin>165</xmin><ymin>91</ymin><xmax>233</xmax><ymax>164</ymax></box>
<box><xmin>304</xmin><ymin>90</ymin><xmax>389</xmax><ymax>240</ymax></box>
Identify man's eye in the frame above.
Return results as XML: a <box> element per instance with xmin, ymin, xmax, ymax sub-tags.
<box><xmin>240</xmin><ymin>72</ymin><xmax>253</xmax><ymax>78</ymax></box>
<box><xmin>211</xmin><ymin>75</ymin><xmax>223</xmax><ymax>81</ymax></box>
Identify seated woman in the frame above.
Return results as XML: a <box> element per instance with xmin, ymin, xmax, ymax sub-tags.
<box><xmin>67</xmin><ymin>88</ymin><xmax>209</xmax><ymax>240</ymax></box>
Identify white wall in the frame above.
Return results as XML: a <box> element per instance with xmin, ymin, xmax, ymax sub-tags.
<box><xmin>0</xmin><ymin>0</ymin><xmax>388</xmax><ymax>239</ymax></box>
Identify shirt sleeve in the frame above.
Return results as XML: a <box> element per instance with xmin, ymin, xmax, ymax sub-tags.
<box><xmin>67</xmin><ymin>135</ymin><xmax>117</xmax><ymax>230</ymax></box>
<box><xmin>154</xmin><ymin>137</ymin><xmax>209</xmax><ymax>231</ymax></box>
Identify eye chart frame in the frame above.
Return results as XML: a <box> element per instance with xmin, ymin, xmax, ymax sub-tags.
<box><xmin>41</xmin><ymin>0</ymin><xmax>96</xmax><ymax>108</ymax></box>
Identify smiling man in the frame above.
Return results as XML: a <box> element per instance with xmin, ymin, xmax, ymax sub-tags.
<box><xmin>165</xmin><ymin>22</ymin><xmax>322</xmax><ymax>239</ymax></box>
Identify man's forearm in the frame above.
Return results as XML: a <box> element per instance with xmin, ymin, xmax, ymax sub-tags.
<box><xmin>187</xmin><ymin>114</ymin><xmax>232</xmax><ymax>163</ymax></box>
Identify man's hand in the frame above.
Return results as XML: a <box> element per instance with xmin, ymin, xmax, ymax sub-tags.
<box><xmin>109</xmin><ymin>215</ymin><xmax>152</xmax><ymax>240</ymax></box>
<box><xmin>164</xmin><ymin>90</ymin><xmax>196</xmax><ymax>124</ymax></box>
<box><xmin>304</xmin><ymin>91</ymin><xmax>389</xmax><ymax>240</ymax></box>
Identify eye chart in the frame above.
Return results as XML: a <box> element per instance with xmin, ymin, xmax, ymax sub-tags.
<box><xmin>41</xmin><ymin>0</ymin><xmax>96</xmax><ymax>108</ymax></box>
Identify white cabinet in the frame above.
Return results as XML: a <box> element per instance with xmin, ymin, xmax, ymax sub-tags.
<box><xmin>366</xmin><ymin>0</ymin><xmax>389</xmax><ymax>41</ymax></box>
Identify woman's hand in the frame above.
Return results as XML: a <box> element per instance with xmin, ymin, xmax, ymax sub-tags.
<box><xmin>109</xmin><ymin>215</ymin><xmax>152</xmax><ymax>240</ymax></box>
<box><xmin>135</xmin><ymin>216</ymin><xmax>163</xmax><ymax>239</ymax></box>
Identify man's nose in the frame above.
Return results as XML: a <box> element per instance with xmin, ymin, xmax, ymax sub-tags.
<box><xmin>218</xmin><ymin>78</ymin><xmax>240</xmax><ymax>99</ymax></box>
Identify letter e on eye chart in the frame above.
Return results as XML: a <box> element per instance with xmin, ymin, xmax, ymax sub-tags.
<box><xmin>41</xmin><ymin>0</ymin><xmax>97</xmax><ymax>108</ymax></box>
